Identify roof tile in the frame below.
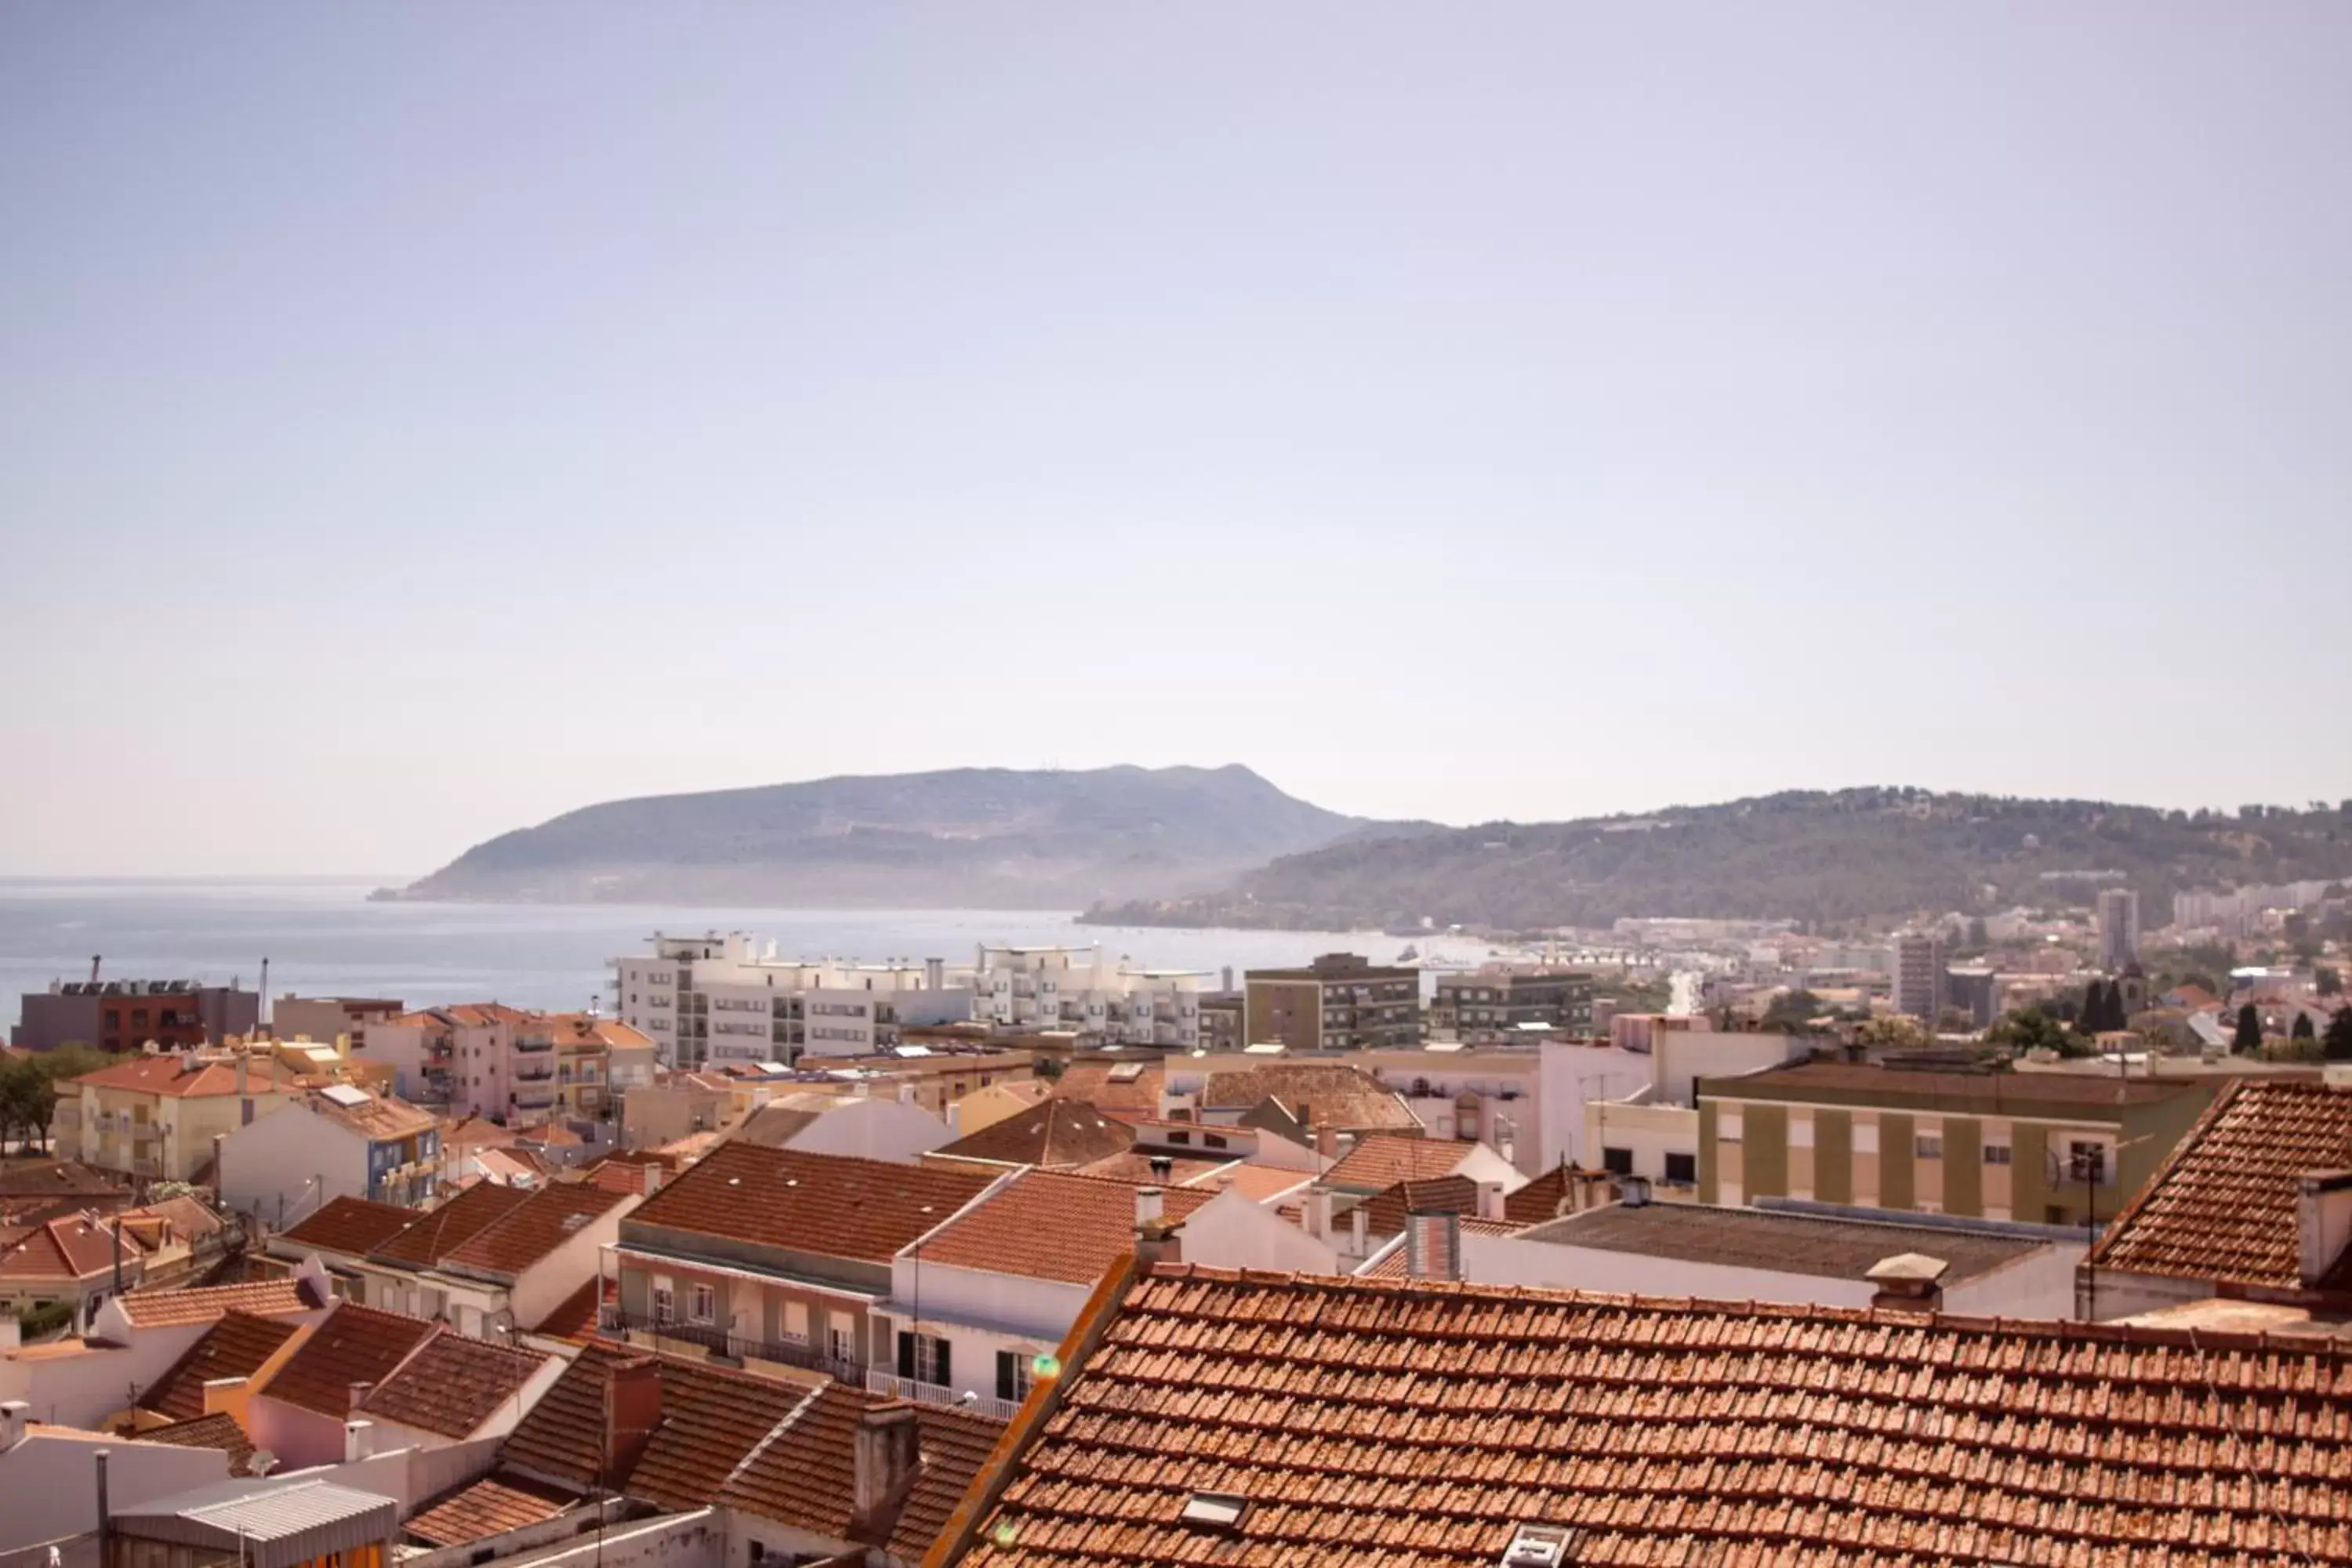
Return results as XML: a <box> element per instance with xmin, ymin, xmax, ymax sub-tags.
<box><xmin>363</xmin><ymin>1333</ymin><xmax>550</xmax><ymax>1438</ymax></box>
<box><xmin>627</xmin><ymin>1144</ymin><xmax>993</xmax><ymax>1265</ymax></box>
<box><xmin>920</xmin><ymin>1171</ymin><xmax>1214</xmax><ymax>1285</ymax></box>
<box><xmin>260</xmin><ymin>1302</ymin><xmax>436</xmax><ymax>1417</ymax></box>
<box><xmin>140</xmin><ymin>1311</ymin><xmax>300</xmax><ymax>1421</ymax></box>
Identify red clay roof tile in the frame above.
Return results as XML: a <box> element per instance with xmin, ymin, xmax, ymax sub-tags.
<box><xmin>114</xmin><ymin>1277</ymin><xmax>319</xmax><ymax>1328</ymax></box>
<box><xmin>363</xmin><ymin>1332</ymin><xmax>551</xmax><ymax>1438</ymax></box>
<box><xmin>627</xmin><ymin>1144</ymin><xmax>994</xmax><ymax>1265</ymax></box>
<box><xmin>919</xmin><ymin>1171</ymin><xmax>1214</xmax><ymax>1285</ymax></box>
<box><xmin>278</xmin><ymin>1196</ymin><xmax>415</xmax><ymax>1257</ymax></box>
<box><xmin>404</xmin><ymin>1472</ymin><xmax>579</xmax><ymax>1548</ymax></box>
<box><xmin>929</xmin><ymin>1101</ymin><xmax>1133</xmax><ymax>1169</ymax></box>
<box><xmin>1321</xmin><ymin>1132</ymin><xmax>1472</xmax><ymax>1191</ymax></box>
<box><xmin>719</xmin><ymin>1380</ymin><xmax>1003</xmax><ymax>1558</ymax></box>
<box><xmin>260</xmin><ymin>1302</ymin><xmax>435</xmax><ymax>1417</ymax></box>
<box><xmin>139</xmin><ymin>1310</ymin><xmax>300</xmax><ymax>1421</ymax></box>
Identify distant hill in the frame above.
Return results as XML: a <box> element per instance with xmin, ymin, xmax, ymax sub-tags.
<box><xmin>1080</xmin><ymin>788</ymin><xmax>2352</xmax><ymax>931</ymax></box>
<box><xmin>390</xmin><ymin>764</ymin><xmax>1417</xmax><ymax>908</ymax></box>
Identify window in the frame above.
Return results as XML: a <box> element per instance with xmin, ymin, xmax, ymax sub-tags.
<box><xmin>1788</xmin><ymin>1116</ymin><xmax>1814</xmax><ymax>1149</ymax></box>
<box><xmin>1664</xmin><ymin>1152</ymin><xmax>1697</xmax><ymax>1185</ymax></box>
<box><xmin>1168</xmin><ymin>1130</ymin><xmax>1191</xmax><ymax>1145</ymax></box>
<box><xmin>1203</xmin><ymin>1133</ymin><xmax>1229</xmax><ymax>1150</ymax></box>
<box><xmin>1715</xmin><ymin>1108</ymin><xmax>1742</xmax><ymax>1145</ymax></box>
<box><xmin>1915</xmin><ymin>1135</ymin><xmax>1943</xmax><ymax>1160</ymax></box>
<box><xmin>689</xmin><ymin>1283</ymin><xmax>716</xmax><ymax>1324</ymax></box>
<box><xmin>996</xmin><ymin>1348</ymin><xmax>1037</xmax><ymax>1405</ymax></box>
<box><xmin>827</xmin><ymin>1316</ymin><xmax>855</xmax><ymax>1364</ymax></box>
<box><xmin>1853</xmin><ymin>1123</ymin><xmax>1879</xmax><ymax>1156</ymax></box>
<box><xmin>2067</xmin><ymin>1140</ymin><xmax>2111</xmax><ymax>1185</ymax></box>
<box><xmin>898</xmin><ymin>1330</ymin><xmax>950</xmax><ymax>1388</ymax></box>
<box><xmin>1982</xmin><ymin>1143</ymin><xmax>2013</xmax><ymax>1166</ymax></box>
<box><xmin>651</xmin><ymin>1276</ymin><xmax>675</xmax><ymax>1324</ymax></box>
<box><xmin>1600</xmin><ymin>1146</ymin><xmax>1634</xmax><ymax>1176</ymax></box>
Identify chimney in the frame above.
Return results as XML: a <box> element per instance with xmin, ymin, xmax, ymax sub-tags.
<box><xmin>851</xmin><ymin>1399</ymin><xmax>922</xmax><ymax>1540</ymax></box>
<box><xmin>237</xmin><ymin>1051</ymin><xmax>255</xmax><ymax>1127</ymax></box>
<box><xmin>91</xmin><ymin>956</ymin><xmax>102</xmax><ymax>985</ymax></box>
<box><xmin>603</xmin><ymin>1356</ymin><xmax>664</xmax><ymax>1489</ymax></box>
<box><xmin>96</xmin><ymin>1447</ymin><xmax>111</xmax><ymax>1567</ymax></box>
<box><xmin>1620</xmin><ymin>1175</ymin><xmax>1652</xmax><ymax>1208</ymax></box>
<box><xmin>1134</xmin><ymin>1185</ymin><xmax>1163</xmax><ymax>1228</ymax></box>
<box><xmin>925</xmin><ymin>958</ymin><xmax>945</xmax><ymax>992</ymax></box>
<box><xmin>1135</xmin><ymin>1216</ymin><xmax>1185</xmax><ymax>1269</ymax></box>
<box><xmin>1477</xmin><ymin>1181</ymin><xmax>1507</xmax><ymax>1222</ymax></box>
<box><xmin>1304</xmin><ymin>1185</ymin><xmax>1334</xmax><ymax>1240</ymax></box>
<box><xmin>0</xmin><ymin>1314</ymin><xmax>18</xmax><ymax>1354</ymax></box>
<box><xmin>1405</xmin><ymin>1210</ymin><xmax>1461</xmax><ymax>1281</ymax></box>
<box><xmin>343</xmin><ymin>1417</ymin><xmax>374</xmax><ymax>1461</ymax></box>
<box><xmin>1315</xmin><ymin>1123</ymin><xmax>1336</xmax><ymax>1162</ymax></box>
<box><xmin>1348</xmin><ymin>1204</ymin><xmax>1367</xmax><ymax>1255</ymax></box>
<box><xmin>1149</xmin><ymin>1155</ymin><xmax>1174</xmax><ymax>1185</ymax></box>
<box><xmin>0</xmin><ymin>1400</ymin><xmax>28</xmax><ymax>1452</ymax></box>
<box><xmin>1221</xmin><ymin>966</ymin><xmax>1233</xmax><ymax>992</ymax></box>
<box><xmin>1866</xmin><ymin>1253</ymin><xmax>1950</xmax><ymax>1312</ymax></box>
<box><xmin>2298</xmin><ymin>1170</ymin><xmax>2352</xmax><ymax>1287</ymax></box>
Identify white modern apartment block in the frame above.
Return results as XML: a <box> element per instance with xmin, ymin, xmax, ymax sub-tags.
<box><xmin>612</xmin><ymin>932</ymin><xmax>975</xmax><ymax>1069</ymax></box>
<box><xmin>974</xmin><ymin>945</ymin><xmax>1207</xmax><ymax>1047</ymax></box>
<box><xmin>2097</xmin><ymin>887</ymin><xmax>2142</xmax><ymax>972</ymax></box>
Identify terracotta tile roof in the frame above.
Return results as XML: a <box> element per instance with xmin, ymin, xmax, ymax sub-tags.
<box><xmin>529</xmin><ymin>1279</ymin><xmax>604</xmax><ymax>1344</ymax></box>
<box><xmin>502</xmin><ymin>1342</ymin><xmax>809</xmax><ymax>1513</ymax></box>
<box><xmin>628</xmin><ymin>1142</ymin><xmax>995</xmax><ymax>1265</ymax></box>
<box><xmin>441</xmin><ymin>1114</ymin><xmax>519</xmax><ymax>1150</ymax></box>
<box><xmin>0</xmin><ymin>1160</ymin><xmax>127</xmax><ymax>1199</ymax></box>
<box><xmin>440</xmin><ymin>1183</ymin><xmax>625</xmax><ymax>1279</ymax></box>
<box><xmin>136</xmin><ymin>1411</ymin><xmax>259</xmax><ymax>1474</ymax></box>
<box><xmin>1199</xmin><ymin>1063</ymin><xmax>1420</xmax><ymax>1131</ymax></box>
<box><xmin>720</xmin><ymin>1381</ymin><xmax>1004</xmax><ymax>1559</ymax></box>
<box><xmin>540</xmin><ymin>1012</ymin><xmax>652</xmax><ymax>1051</ymax></box>
<box><xmin>121</xmin><ymin>1194</ymin><xmax>231</xmax><ymax>1243</ymax></box>
<box><xmin>1359</xmin><ymin>1174</ymin><xmax>1479</xmax><ymax>1237</ymax></box>
<box><xmin>476</xmin><ymin>1148</ymin><xmax>554</xmax><ymax>1183</ymax></box>
<box><xmin>440</xmin><ymin>1004</ymin><xmax>534</xmax><ymax>1028</ymax></box>
<box><xmin>1322</xmin><ymin>1133</ymin><xmax>1471</xmax><ymax>1191</ymax></box>
<box><xmin>67</xmin><ymin>1053</ymin><xmax>303</xmax><ymax>1099</ymax></box>
<box><xmin>1500</xmin><ymin>1164</ymin><xmax>1583</xmax><ymax>1225</ymax></box>
<box><xmin>0</xmin><ymin>1212</ymin><xmax>122</xmax><ymax>1283</ymax></box>
<box><xmin>279</xmin><ymin>1196</ymin><xmax>416</xmax><ymax>1257</ymax></box>
<box><xmin>1711</xmin><ymin>1058</ymin><xmax>2201</xmax><ymax>1109</ymax></box>
<box><xmin>405</xmin><ymin>1472</ymin><xmax>579</xmax><ymax>1548</ymax></box>
<box><xmin>1212</xmin><ymin>1163</ymin><xmax>1317</xmax><ymax>1204</ymax></box>
<box><xmin>308</xmin><ymin>1090</ymin><xmax>439</xmax><ymax>1142</ymax></box>
<box><xmin>2094</xmin><ymin>1079</ymin><xmax>2352</xmax><ymax>1291</ymax></box>
<box><xmin>930</xmin><ymin>1101</ymin><xmax>1133</xmax><ymax>1170</ymax></box>
<box><xmin>363</xmin><ymin>1331</ymin><xmax>550</xmax><ymax>1438</ymax></box>
<box><xmin>1072</xmin><ymin>1151</ymin><xmax>1229</xmax><ymax>1186</ymax></box>
<box><xmin>1356</xmin><ymin>1218</ymin><xmax>1525</xmax><ymax>1278</ymax></box>
<box><xmin>954</xmin><ymin>1264</ymin><xmax>2352</xmax><ymax>1567</ymax></box>
<box><xmin>261</xmin><ymin>1302</ymin><xmax>436</xmax><ymax>1417</ymax></box>
<box><xmin>371</xmin><ymin>1181</ymin><xmax>531</xmax><ymax>1267</ymax></box>
<box><xmin>1049</xmin><ymin>1062</ymin><xmax>1164</xmax><ymax>1119</ymax></box>
<box><xmin>1523</xmin><ymin>1203</ymin><xmax>2051</xmax><ymax>1284</ymax></box>
<box><xmin>920</xmin><ymin>1171</ymin><xmax>1216</xmax><ymax>1285</ymax></box>
<box><xmin>114</xmin><ymin>1276</ymin><xmax>318</xmax><ymax>1328</ymax></box>
<box><xmin>140</xmin><ymin>1310</ymin><xmax>301</xmax><ymax>1421</ymax></box>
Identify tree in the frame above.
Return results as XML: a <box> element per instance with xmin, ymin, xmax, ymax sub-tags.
<box><xmin>1856</xmin><ymin>1015</ymin><xmax>1932</xmax><ymax>1051</ymax></box>
<box><xmin>2292</xmin><ymin>1011</ymin><xmax>2318</xmax><ymax>1042</ymax></box>
<box><xmin>1759</xmin><ymin>989</ymin><xmax>1827</xmax><ymax>1033</ymax></box>
<box><xmin>2326</xmin><ymin>1007</ymin><xmax>2352</xmax><ymax>1063</ymax></box>
<box><xmin>1987</xmin><ymin>1006</ymin><xmax>2084</xmax><ymax>1056</ymax></box>
<box><xmin>2318</xmin><ymin>967</ymin><xmax>2343</xmax><ymax>999</ymax></box>
<box><xmin>2234</xmin><ymin>1002</ymin><xmax>2264</xmax><ymax>1054</ymax></box>
<box><xmin>0</xmin><ymin>1058</ymin><xmax>58</xmax><ymax>1154</ymax></box>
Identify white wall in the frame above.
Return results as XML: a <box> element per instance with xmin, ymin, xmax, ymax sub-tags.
<box><xmin>1537</xmin><ymin>1043</ymin><xmax>1653</xmax><ymax>1170</ymax></box>
<box><xmin>1652</xmin><ymin>1030</ymin><xmax>1806</xmax><ymax>1108</ymax></box>
<box><xmin>219</xmin><ymin>1102</ymin><xmax>367</xmax><ymax>1221</ymax></box>
<box><xmin>0</xmin><ymin>1432</ymin><xmax>228</xmax><ymax>1553</ymax></box>
<box><xmin>784</xmin><ymin>1100</ymin><xmax>953</xmax><ymax>1164</ymax></box>
<box><xmin>1583</xmin><ymin>1102</ymin><xmax>1699</xmax><ymax>1187</ymax></box>
<box><xmin>1944</xmin><ymin>1241</ymin><xmax>2085</xmax><ymax>1319</ymax></box>
<box><xmin>1180</xmin><ymin>1189</ymin><xmax>1341</xmax><ymax>1275</ymax></box>
<box><xmin>512</xmin><ymin>1195</ymin><xmax>641</xmax><ymax>1330</ymax></box>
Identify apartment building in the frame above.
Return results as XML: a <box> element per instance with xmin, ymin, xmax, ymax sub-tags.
<box><xmin>216</xmin><ymin>1085</ymin><xmax>441</xmax><ymax>1218</ymax></box>
<box><xmin>1243</xmin><ymin>953</ymin><xmax>1421</xmax><ymax>1051</ymax></box>
<box><xmin>2098</xmin><ymin>887</ymin><xmax>2143</xmax><ymax>972</ymax></box>
<box><xmin>1889</xmin><ymin>932</ymin><xmax>1946</xmax><ymax>1022</ymax></box>
<box><xmin>1694</xmin><ymin>1061</ymin><xmax>2215</xmax><ymax>1224</ymax></box>
<box><xmin>1427</xmin><ymin>967</ymin><xmax>1594</xmax><ymax>1042</ymax></box>
<box><xmin>53</xmin><ymin>1048</ymin><xmax>306</xmax><ymax>1183</ymax></box>
<box><xmin>268</xmin><ymin>995</ymin><xmax>405</xmax><ymax>1047</ymax></box>
<box><xmin>972</xmin><ymin>944</ymin><xmax>1210</xmax><ymax>1047</ymax></box>
<box><xmin>16</xmin><ymin>978</ymin><xmax>260</xmax><ymax>1054</ymax></box>
<box><xmin>612</xmin><ymin>933</ymin><xmax>975</xmax><ymax>1069</ymax></box>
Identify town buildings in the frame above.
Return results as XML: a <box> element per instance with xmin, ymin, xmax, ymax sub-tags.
<box><xmin>1426</xmin><ymin>967</ymin><xmax>1593</xmax><ymax>1043</ymax></box>
<box><xmin>14</xmin><ymin>977</ymin><xmax>260</xmax><ymax>1054</ymax></box>
<box><xmin>52</xmin><ymin>1047</ymin><xmax>306</xmax><ymax>1184</ymax></box>
<box><xmin>1243</xmin><ymin>953</ymin><xmax>1421</xmax><ymax>1051</ymax></box>
<box><xmin>611</xmin><ymin>933</ymin><xmax>975</xmax><ymax>1070</ymax></box>
<box><xmin>267</xmin><ymin>994</ymin><xmax>406</xmax><ymax>1046</ymax></box>
<box><xmin>2099</xmin><ymin>886</ymin><xmax>2143</xmax><ymax>971</ymax></box>
<box><xmin>972</xmin><ymin>944</ymin><xmax>1208</xmax><ymax>1047</ymax></box>
<box><xmin>1693</xmin><ymin>1061</ymin><xmax>2215</xmax><ymax>1223</ymax></box>
<box><xmin>1889</xmin><ymin>931</ymin><xmax>1945</xmax><ymax>1021</ymax></box>
<box><xmin>216</xmin><ymin>1085</ymin><xmax>442</xmax><ymax>1219</ymax></box>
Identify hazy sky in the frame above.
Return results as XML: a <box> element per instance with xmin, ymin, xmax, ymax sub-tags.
<box><xmin>4</xmin><ymin>2</ymin><xmax>2347</xmax><ymax>877</ymax></box>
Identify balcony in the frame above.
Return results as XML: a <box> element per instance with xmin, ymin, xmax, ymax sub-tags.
<box><xmin>598</xmin><ymin>1308</ymin><xmax>864</xmax><ymax>1383</ymax></box>
<box><xmin>514</xmin><ymin>1062</ymin><xmax>556</xmax><ymax>1082</ymax></box>
<box><xmin>865</xmin><ymin>1368</ymin><xmax>1022</xmax><ymax>1423</ymax></box>
<box><xmin>514</xmin><ymin>1035</ymin><xmax>555</xmax><ymax>1054</ymax></box>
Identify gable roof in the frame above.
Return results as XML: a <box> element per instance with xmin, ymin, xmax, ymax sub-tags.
<box><xmin>1322</xmin><ymin>1133</ymin><xmax>1473</xmax><ymax>1191</ymax></box>
<box><xmin>369</xmin><ymin>1181</ymin><xmax>532</xmax><ymax>1267</ymax></box>
<box><xmin>501</xmin><ymin>1342</ymin><xmax>809</xmax><ymax>1513</ymax></box>
<box><xmin>403</xmin><ymin>1473</ymin><xmax>579</xmax><ymax>1548</ymax></box>
<box><xmin>918</xmin><ymin>1171</ymin><xmax>1215</xmax><ymax>1285</ymax></box>
<box><xmin>528</xmin><ymin>1279</ymin><xmax>604</xmax><ymax>1345</ymax></box>
<box><xmin>137</xmin><ymin>1412</ymin><xmax>260</xmax><ymax>1475</ymax></box>
<box><xmin>929</xmin><ymin>1100</ymin><xmax>1132</xmax><ymax>1170</ymax></box>
<box><xmin>1359</xmin><ymin>1174</ymin><xmax>1479</xmax><ymax>1238</ymax></box>
<box><xmin>0</xmin><ymin>1212</ymin><xmax>123</xmax><ymax>1283</ymax></box>
<box><xmin>1500</xmin><ymin>1164</ymin><xmax>1585</xmax><ymax>1225</ymax></box>
<box><xmin>0</xmin><ymin>1160</ymin><xmax>127</xmax><ymax>1200</ymax></box>
<box><xmin>719</xmin><ymin>1381</ymin><xmax>1004</xmax><ymax>1560</ymax></box>
<box><xmin>1198</xmin><ymin>1063</ymin><xmax>1419</xmax><ymax>1130</ymax></box>
<box><xmin>441</xmin><ymin>1184</ymin><xmax>626</xmax><ymax>1279</ymax></box>
<box><xmin>67</xmin><ymin>1053</ymin><xmax>304</xmax><ymax>1099</ymax></box>
<box><xmin>260</xmin><ymin>1302</ymin><xmax>436</xmax><ymax>1417</ymax></box>
<box><xmin>114</xmin><ymin>1277</ymin><xmax>321</xmax><ymax>1329</ymax></box>
<box><xmin>1072</xmin><ymin>1151</ymin><xmax>1231</xmax><ymax>1187</ymax></box>
<box><xmin>949</xmin><ymin>1264</ymin><xmax>2352</xmax><ymax>1567</ymax></box>
<box><xmin>307</xmin><ymin>1091</ymin><xmax>438</xmax><ymax>1142</ymax></box>
<box><xmin>362</xmin><ymin>1332</ymin><xmax>550</xmax><ymax>1438</ymax></box>
<box><xmin>279</xmin><ymin>1196</ymin><xmax>415</xmax><ymax>1257</ymax></box>
<box><xmin>140</xmin><ymin>1310</ymin><xmax>302</xmax><ymax>1421</ymax></box>
<box><xmin>2092</xmin><ymin>1079</ymin><xmax>2352</xmax><ymax>1292</ymax></box>
<box><xmin>1048</xmin><ymin>1061</ymin><xmax>1164</xmax><ymax>1119</ymax></box>
<box><xmin>626</xmin><ymin>1143</ymin><xmax>994</xmax><ymax>1265</ymax></box>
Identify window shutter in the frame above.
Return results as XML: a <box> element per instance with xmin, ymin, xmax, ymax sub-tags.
<box><xmin>897</xmin><ymin>1330</ymin><xmax>915</xmax><ymax>1380</ymax></box>
<box><xmin>936</xmin><ymin>1339</ymin><xmax>950</xmax><ymax>1389</ymax></box>
<box><xmin>996</xmin><ymin>1351</ymin><xmax>1015</xmax><ymax>1402</ymax></box>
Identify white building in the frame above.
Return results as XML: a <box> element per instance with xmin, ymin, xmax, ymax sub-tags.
<box><xmin>2098</xmin><ymin>888</ymin><xmax>2142</xmax><ymax>972</ymax></box>
<box><xmin>612</xmin><ymin>933</ymin><xmax>975</xmax><ymax>1069</ymax></box>
<box><xmin>973</xmin><ymin>945</ymin><xmax>1207</xmax><ymax>1047</ymax></box>
<box><xmin>216</xmin><ymin>1086</ymin><xmax>441</xmax><ymax>1221</ymax></box>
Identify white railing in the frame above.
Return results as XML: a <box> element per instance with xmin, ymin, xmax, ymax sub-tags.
<box><xmin>863</xmin><ymin>1368</ymin><xmax>1021</xmax><ymax>1422</ymax></box>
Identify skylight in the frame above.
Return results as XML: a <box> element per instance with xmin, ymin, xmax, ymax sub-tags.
<box><xmin>1178</xmin><ymin>1493</ymin><xmax>1247</xmax><ymax>1532</ymax></box>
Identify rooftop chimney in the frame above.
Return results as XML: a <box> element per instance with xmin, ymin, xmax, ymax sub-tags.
<box><xmin>1135</xmin><ymin>1216</ymin><xmax>1185</xmax><ymax>1270</ymax></box>
<box><xmin>1315</xmin><ymin>1122</ymin><xmax>1336</xmax><ymax>1162</ymax></box>
<box><xmin>1477</xmin><ymin>1181</ymin><xmax>1507</xmax><ymax>1222</ymax></box>
<box><xmin>603</xmin><ymin>1356</ymin><xmax>663</xmax><ymax>1490</ymax></box>
<box><xmin>1866</xmin><ymin>1253</ymin><xmax>1950</xmax><ymax>1313</ymax></box>
<box><xmin>1405</xmin><ymin>1210</ymin><xmax>1461</xmax><ymax>1282</ymax></box>
<box><xmin>0</xmin><ymin>1400</ymin><xmax>28</xmax><ymax>1452</ymax></box>
<box><xmin>1304</xmin><ymin>1185</ymin><xmax>1334</xmax><ymax>1240</ymax></box>
<box><xmin>1149</xmin><ymin>1155</ymin><xmax>1174</xmax><ymax>1184</ymax></box>
<box><xmin>1134</xmin><ymin>1186</ymin><xmax>1163</xmax><ymax>1228</ymax></box>
<box><xmin>343</xmin><ymin>1417</ymin><xmax>374</xmax><ymax>1462</ymax></box>
<box><xmin>851</xmin><ymin>1399</ymin><xmax>922</xmax><ymax>1541</ymax></box>
<box><xmin>2299</xmin><ymin>1169</ymin><xmax>2352</xmax><ymax>1287</ymax></box>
